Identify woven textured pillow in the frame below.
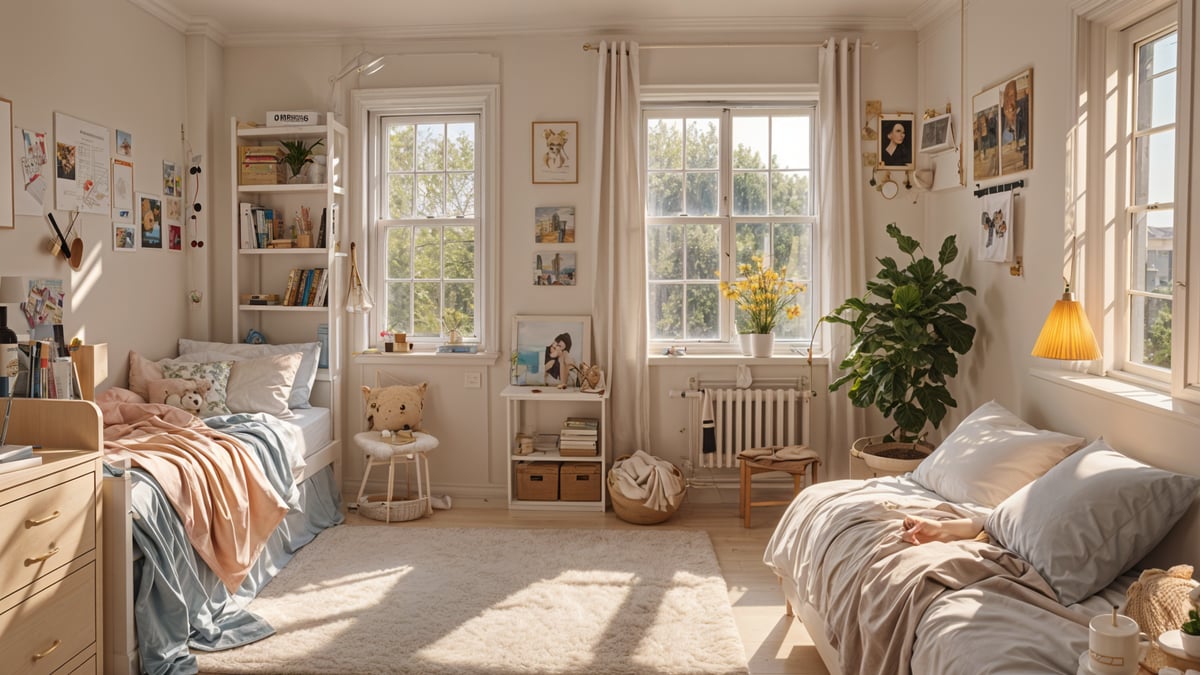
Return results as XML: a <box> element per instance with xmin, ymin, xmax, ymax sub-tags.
<box><xmin>1125</xmin><ymin>565</ymin><xmax>1197</xmax><ymax>640</ymax></box>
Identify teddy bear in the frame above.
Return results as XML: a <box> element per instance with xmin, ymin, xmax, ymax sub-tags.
<box><xmin>148</xmin><ymin>377</ymin><xmax>212</xmax><ymax>416</ymax></box>
<box><xmin>362</xmin><ymin>382</ymin><xmax>427</xmax><ymax>432</ymax></box>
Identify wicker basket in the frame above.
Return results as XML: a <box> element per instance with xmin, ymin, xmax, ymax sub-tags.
<box><xmin>608</xmin><ymin>455</ymin><xmax>687</xmax><ymax>525</ymax></box>
<box><xmin>357</xmin><ymin>493</ymin><xmax>428</xmax><ymax>522</ymax></box>
<box><xmin>851</xmin><ymin>436</ymin><xmax>934</xmax><ymax>474</ymax></box>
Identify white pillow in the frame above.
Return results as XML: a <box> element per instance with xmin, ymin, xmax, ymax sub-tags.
<box><xmin>911</xmin><ymin>400</ymin><xmax>1085</xmax><ymax>507</ymax></box>
<box><xmin>178</xmin><ymin>339</ymin><xmax>320</xmax><ymax>409</ymax></box>
<box><xmin>985</xmin><ymin>438</ymin><xmax>1200</xmax><ymax>605</ymax></box>
<box><xmin>180</xmin><ymin>351</ymin><xmax>302</xmax><ymax>417</ymax></box>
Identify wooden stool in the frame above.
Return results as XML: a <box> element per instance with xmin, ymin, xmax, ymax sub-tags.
<box><xmin>738</xmin><ymin>446</ymin><xmax>820</xmax><ymax>528</ymax></box>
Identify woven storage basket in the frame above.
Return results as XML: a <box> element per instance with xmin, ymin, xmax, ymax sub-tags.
<box><xmin>608</xmin><ymin>455</ymin><xmax>687</xmax><ymax>525</ymax></box>
<box><xmin>358</xmin><ymin>493</ymin><xmax>428</xmax><ymax>522</ymax></box>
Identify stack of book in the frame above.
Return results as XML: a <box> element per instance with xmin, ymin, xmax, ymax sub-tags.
<box><xmin>0</xmin><ymin>443</ymin><xmax>40</xmax><ymax>474</ymax></box>
<box><xmin>559</xmin><ymin>417</ymin><xmax>599</xmax><ymax>457</ymax></box>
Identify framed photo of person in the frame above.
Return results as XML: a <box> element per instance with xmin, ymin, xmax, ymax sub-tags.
<box><xmin>919</xmin><ymin>113</ymin><xmax>955</xmax><ymax>154</ymax></box>
<box><xmin>973</xmin><ymin>68</ymin><xmax>1032</xmax><ymax>179</ymax></box>
<box><xmin>531</xmin><ymin>121</ymin><xmax>578</xmax><ymax>184</ymax></box>
<box><xmin>510</xmin><ymin>315</ymin><xmax>591</xmax><ymax>387</ymax></box>
<box><xmin>877</xmin><ymin>113</ymin><xmax>915</xmax><ymax>170</ymax></box>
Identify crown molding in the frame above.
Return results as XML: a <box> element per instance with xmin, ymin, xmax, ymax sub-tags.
<box><xmin>909</xmin><ymin>0</ymin><xmax>960</xmax><ymax>32</ymax></box>
<box><xmin>184</xmin><ymin>19</ymin><xmax>229</xmax><ymax>46</ymax></box>
<box><xmin>127</xmin><ymin>0</ymin><xmax>189</xmax><ymax>32</ymax></box>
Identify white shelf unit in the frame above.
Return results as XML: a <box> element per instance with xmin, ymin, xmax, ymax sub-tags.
<box><xmin>501</xmin><ymin>385</ymin><xmax>610</xmax><ymax>512</ymax></box>
<box><xmin>229</xmin><ymin>115</ymin><xmax>347</xmax><ymax>431</ymax></box>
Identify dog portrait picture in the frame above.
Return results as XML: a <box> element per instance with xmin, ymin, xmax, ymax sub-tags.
<box><xmin>532</xmin><ymin>121</ymin><xmax>578</xmax><ymax>184</ymax></box>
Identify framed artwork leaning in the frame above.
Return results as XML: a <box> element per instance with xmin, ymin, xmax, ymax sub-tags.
<box><xmin>511</xmin><ymin>315</ymin><xmax>590</xmax><ymax>386</ymax></box>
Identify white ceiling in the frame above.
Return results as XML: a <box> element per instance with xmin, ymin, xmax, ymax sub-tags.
<box><xmin>132</xmin><ymin>0</ymin><xmax>947</xmax><ymax>45</ymax></box>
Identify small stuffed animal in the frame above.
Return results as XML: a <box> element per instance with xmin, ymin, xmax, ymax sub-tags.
<box><xmin>148</xmin><ymin>378</ymin><xmax>212</xmax><ymax>416</ymax></box>
<box><xmin>362</xmin><ymin>383</ymin><xmax>427</xmax><ymax>432</ymax></box>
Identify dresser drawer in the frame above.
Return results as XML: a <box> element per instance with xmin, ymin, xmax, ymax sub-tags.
<box><xmin>0</xmin><ymin>472</ymin><xmax>96</xmax><ymax>601</ymax></box>
<box><xmin>0</xmin><ymin>562</ymin><xmax>96</xmax><ymax>675</ymax></box>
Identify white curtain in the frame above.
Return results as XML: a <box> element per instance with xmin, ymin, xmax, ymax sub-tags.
<box><xmin>591</xmin><ymin>41</ymin><xmax>650</xmax><ymax>455</ymax></box>
<box><xmin>818</xmin><ymin>38</ymin><xmax>866</xmax><ymax>479</ymax></box>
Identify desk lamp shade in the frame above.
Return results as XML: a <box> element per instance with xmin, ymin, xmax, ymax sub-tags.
<box><xmin>1031</xmin><ymin>286</ymin><xmax>1101</xmax><ymax>360</ymax></box>
<box><xmin>345</xmin><ymin>241</ymin><xmax>374</xmax><ymax>314</ymax></box>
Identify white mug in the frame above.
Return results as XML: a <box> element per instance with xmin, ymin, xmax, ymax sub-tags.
<box><xmin>1088</xmin><ymin>613</ymin><xmax>1149</xmax><ymax>675</ymax></box>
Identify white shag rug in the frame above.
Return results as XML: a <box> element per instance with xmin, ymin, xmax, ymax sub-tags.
<box><xmin>195</xmin><ymin>526</ymin><xmax>749</xmax><ymax>675</ymax></box>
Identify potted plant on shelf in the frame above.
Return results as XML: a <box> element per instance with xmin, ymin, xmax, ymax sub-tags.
<box><xmin>1182</xmin><ymin>609</ymin><xmax>1200</xmax><ymax>657</ymax></box>
<box><xmin>278</xmin><ymin>138</ymin><xmax>324</xmax><ymax>184</ymax></box>
<box><xmin>824</xmin><ymin>223</ymin><xmax>976</xmax><ymax>473</ymax></box>
<box><xmin>719</xmin><ymin>255</ymin><xmax>806</xmax><ymax>357</ymax></box>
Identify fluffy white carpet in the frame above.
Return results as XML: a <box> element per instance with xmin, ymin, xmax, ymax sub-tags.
<box><xmin>195</xmin><ymin>526</ymin><xmax>749</xmax><ymax>675</ymax></box>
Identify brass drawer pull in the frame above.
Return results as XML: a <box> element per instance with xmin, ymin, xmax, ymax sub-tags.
<box><xmin>32</xmin><ymin>639</ymin><xmax>61</xmax><ymax>660</ymax></box>
<box><xmin>25</xmin><ymin>510</ymin><xmax>62</xmax><ymax>527</ymax></box>
<box><xmin>24</xmin><ymin>545</ymin><xmax>60</xmax><ymax>565</ymax></box>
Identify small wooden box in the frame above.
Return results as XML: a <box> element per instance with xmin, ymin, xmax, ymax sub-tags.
<box><xmin>239</xmin><ymin>162</ymin><xmax>284</xmax><ymax>185</ymax></box>
<box><xmin>559</xmin><ymin>462</ymin><xmax>601</xmax><ymax>502</ymax></box>
<box><xmin>516</xmin><ymin>462</ymin><xmax>559</xmax><ymax>501</ymax></box>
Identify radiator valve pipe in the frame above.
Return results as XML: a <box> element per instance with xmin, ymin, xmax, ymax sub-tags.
<box><xmin>667</xmin><ymin>389</ymin><xmax>703</xmax><ymax>399</ymax></box>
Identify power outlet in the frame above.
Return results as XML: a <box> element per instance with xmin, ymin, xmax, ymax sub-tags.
<box><xmin>464</xmin><ymin>371</ymin><xmax>482</xmax><ymax>389</ymax></box>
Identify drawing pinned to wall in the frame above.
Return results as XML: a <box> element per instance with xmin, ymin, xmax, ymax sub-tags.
<box><xmin>14</xmin><ymin>126</ymin><xmax>48</xmax><ymax>217</ymax></box>
<box><xmin>54</xmin><ymin>112</ymin><xmax>110</xmax><ymax>215</ymax></box>
<box><xmin>534</xmin><ymin>205</ymin><xmax>575</xmax><ymax>243</ymax></box>
<box><xmin>168</xmin><ymin>224</ymin><xmax>182</xmax><ymax>251</ymax></box>
<box><xmin>113</xmin><ymin>222</ymin><xmax>136</xmax><ymax>251</ymax></box>
<box><xmin>22</xmin><ymin>279</ymin><xmax>65</xmax><ymax>327</ymax></box>
<box><xmin>877</xmin><ymin>113</ymin><xmax>914</xmax><ymax>170</ymax></box>
<box><xmin>533</xmin><ymin>250</ymin><xmax>576</xmax><ymax>286</ymax></box>
<box><xmin>115</xmin><ymin>129</ymin><xmax>132</xmax><ymax>157</ymax></box>
<box><xmin>162</xmin><ymin>160</ymin><xmax>180</xmax><ymax>197</ymax></box>
<box><xmin>112</xmin><ymin>158</ymin><xmax>133</xmax><ymax>221</ymax></box>
<box><xmin>978</xmin><ymin>191</ymin><xmax>1014</xmax><ymax>263</ymax></box>
<box><xmin>137</xmin><ymin>191</ymin><xmax>162</xmax><ymax>249</ymax></box>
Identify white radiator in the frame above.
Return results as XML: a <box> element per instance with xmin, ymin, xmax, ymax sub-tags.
<box><xmin>688</xmin><ymin>383</ymin><xmax>811</xmax><ymax>469</ymax></box>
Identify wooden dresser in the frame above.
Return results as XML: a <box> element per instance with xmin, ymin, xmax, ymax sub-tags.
<box><xmin>0</xmin><ymin>399</ymin><xmax>103</xmax><ymax>674</ymax></box>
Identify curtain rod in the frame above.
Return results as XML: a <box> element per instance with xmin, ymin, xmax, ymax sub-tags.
<box><xmin>582</xmin><ymin>40</ymin><xmax>877</xmax><ymax>52</ymax></box>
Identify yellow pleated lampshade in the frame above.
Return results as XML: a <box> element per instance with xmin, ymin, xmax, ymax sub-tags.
<box><xmin>1030</xmin><ymin>292</ymin><xmax>1101</xmax><ymax>360</ymax></box>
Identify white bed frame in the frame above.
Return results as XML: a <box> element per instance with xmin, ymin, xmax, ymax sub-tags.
<box><xmin>101</xmin><ymin>432</ymin><xmax>341</xmax><ymax>674</ymax></box>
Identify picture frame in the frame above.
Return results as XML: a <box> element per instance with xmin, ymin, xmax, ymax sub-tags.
<box><xmin>511</xmin><ymin>314</ymin><xmax>591</xmax><ymax>386</ymax></box>
<box><xmin>532</xmin><ymin>121</ymin><xmax>578</xmax><ymax>184</ymax></box>
<box><xmin>877</xmin><ymin>112</ymin><xmax>915</xmax><ymax>170</ymax></box>
<box><xmin>973</xmin><ymin>68</ymin><xmax>1032</xmax><ymax>179</ymax></box>
<box><xmin>137</xmin><ymin>191</ymin><xmax>162</xmax><ymax>249</ymax></box>
<box><xmin>534</xmin><ymin>205</ymin><xmax>575</xmax><ymax>243</ymax></box>
<box><xmin>0</xmin><ymin>97</ymin><xmax>12</xmax><ymax>229</ymax></box>
<box><xmin>533</xmin><ymin>251</ymin><xmax>576</xmax><ymax>286</ymax></box>
<box><xmin>919</xmin><ymin>113</ymin><xmax>955</xmax><ymax>154</ymax></box>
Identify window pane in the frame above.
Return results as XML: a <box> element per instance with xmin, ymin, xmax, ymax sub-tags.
<box><xmin>685</xmin><ymin>223</ymin><xmax>719</xmax><ymax>280</ymax></box>
<box><xmin>647</xmin><ymin>118</ymin><xmax>682</xmax><ymax>170</ymax></box>
<box><xmin>444</xmin><ymin>282</ymin><xmax>475</xmax><ymax>337</ymax></box>
<box><xmin>1140</xmin><ymin>31</ymin><xmax>1178</xmax><ymax>78</ymax></box>
<box><xmin>444</xmin><ymin>225</ymin><xmax>475</xmax><ymax>280</ymax></box>
<box><xmin>649</xmin><ymin>283</ymin><xmax>683</xmax><ymax>340</ymax></box>
<box><xmin>413</xmin><ymin>226</ymin><xmax>441</xmax><ymax>279</ymax></box>
<box><xmin>1137</xmin><ymin>71</ymin><xmax>1177</xmax><ymax>131</ymax></box>
<box><xmin>685</xmin><ymin>172</ymin><xmax>718</xmax><ymax>216</ymax></box>
<box><xmin>735</xmin><ymin>222</ymin><xmax>768</xmax><ymax>268</ymax></box>
<box><xmin>733</xmin><ymin>171</ymin><xmax>768</xmax><ymax>215</ymax></box>
<box><xmin>686</xmin><ymin>284</ymin><xmax>720</xmax><ymax>339</ymax></box>
<box><xmin>732</xmin><ymin>117</ymin><xmax>768</xmax><ymax>169</ymax></box>
<box><xmin>387</xmin><ymin>174</ymin><xmax>415</xmax><ymax>219</ymax></box>
<box><xmin>647</xmin><ymin>173</ymin><xmax>683</xmax><ymax>217</ymax></box>
<box><xmin>686</xmin><ymin>118</ymin><xmax>719</xmax><ymax>169</ymax></box>
<box><xmin>412</xmin><ymin>281</ymin><xmax>441</xmax><ymax>336</ymax></box>
<box><xmin>446</xmin><ymin>172</ymin><xmax>475</xmax><ymax>217</ymax></box>
<box><xmin>772</xmin><ymin>116</ymin><xmax>810</xmax><ymax>170</ymax></box>
<box><xmin>446</xmin><ymin>122</ymin><xmax>475</xmax><ymax>170</ymax></box>
<box><xmin>1129</xmin><ymin>294</ymin><xmax>1172</xmax><ymax>369</ymax></box>
<box><xmin>386</xmin><ymin>227</ymin><xmax>411</xmax><ymax>278</ymax></box>
<box><xmin>773</xmin><ymin>222</ymin><xmax>812</xmax><ymax>280</ymax></box>
<box><xmin>771</xmin><ymin>171</ymin><xmax>808</xmax><ymax>215</ymax></box>
<box><xmin>385</xmin><ymin>281</ymin><xmax>412</xmax><ymax>334</ymax></box>
<box><xmin>416</xmin><ymin>174</ymin><xmax>446</xmax><ymax>217</ymax></box>
<box><xmin>1131</xmin><ymin>210</ymin><xmax>1174</xmax><ymax>291</ymax></box>
<box><xmin>1133</xmin><ymin>130</ymin><xmax>1175</xmax><ymax>205</ymax></box>
<box><xmin>647</xmin><ymin>224</ymin><xmax>683</xmax><ymax>280</ymax></box>
<box><xmin>388</xmin><ymin>124</ymin><xmax>414</xmax><ymax>172</ymax></box>
<box><xmin>416</xmin><ymin>124</ymin><xmax>445</xmax><ymax>171</ymax></box>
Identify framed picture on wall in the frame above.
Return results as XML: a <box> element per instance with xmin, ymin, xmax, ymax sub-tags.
<box><xmin>533</xmin><ymin>251</ymin><xmax>576</xmax><ymax>286</ymax></box>
<box><xmin>511</xmin><ymin>314</ymin><xmax>591</xmax><ymax>386</ymax></box>
<box><xmin>534</xmin><ymin>205</ymin><xmax>575</xmax><ymax>243</ymax></box>
<box><xmin>919</xmin><ymin>113</ymin><xmax>955</xmax><ymax>154</ymax></box>
<box><xmin>877</xmin><ymin>113</ymin><xmax>915</xmax><ymax>170</ymax></box>
<box><xmin>973</xmin><ymin>68</ymin><xmax>1032</xmax><ymax>179</ymax></box>
<box><xmin>532</xmin><ymin>121</ymin><xmax>578</xmax><ymax>184</ymax></box>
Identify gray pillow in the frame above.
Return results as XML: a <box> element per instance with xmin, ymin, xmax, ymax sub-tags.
<box><xmin>178</xmin><ymin>339</ymin><xmax>320</xmax><ymax>409</ymax></box>
<box><xmin>985</xmin><ymin>438</ymin><xmax>1200</xmax><ymax>605</ymax></box>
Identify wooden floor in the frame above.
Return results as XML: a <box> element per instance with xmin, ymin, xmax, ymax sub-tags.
<box><xmin>344</xmin><ymin>485</ymin><xmax>830</xmax><ymax>675</ymax></box>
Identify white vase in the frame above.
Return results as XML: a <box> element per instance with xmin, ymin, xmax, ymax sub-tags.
<box><xmin>738</xmin><ymin>333</ymin><xmax>775</xmax><ymax>357</ymax></box>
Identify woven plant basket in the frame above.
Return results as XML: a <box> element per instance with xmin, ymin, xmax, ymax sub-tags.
<box><xmin>358</xmin><ymin>493</ymin><xmax>428</xmax><ymax>522</ymax></box>
<box><xmin>608</xmin><ymin>455</ymin><xmax>687</xmax><ymax>525</ymax></box>
<box><xmin>851</xmin><ymin>436</ymin><xmax>934</xmax><ymax>474</ymax></box>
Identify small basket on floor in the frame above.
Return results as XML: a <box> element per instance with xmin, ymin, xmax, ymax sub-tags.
<box><xmin>608</xmin><ymin>455</ymin><xmax>686</xmax><ymax>525</ymax></box>
<box><xmin>357</xmin><ymin>493</ymin><xmax>429</xmax><ymax>522</ymax></box>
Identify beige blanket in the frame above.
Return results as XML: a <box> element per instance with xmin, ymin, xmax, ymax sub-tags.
<box><xmin>101</xmin><ymin>400</ymin><xmax>289</xmax><ymax>592</ymax></box>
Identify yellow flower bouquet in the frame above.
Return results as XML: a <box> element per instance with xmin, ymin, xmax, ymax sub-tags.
<box><xmin>719</xmin><ymin>256</ymin><xmax>806</xmax><ymax>334</ymax></box>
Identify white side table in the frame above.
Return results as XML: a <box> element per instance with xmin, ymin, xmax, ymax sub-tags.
<box><xmin>354</xmin><ymin>431</ymin><xmax>439</xmax><ymax>522</ymax></box>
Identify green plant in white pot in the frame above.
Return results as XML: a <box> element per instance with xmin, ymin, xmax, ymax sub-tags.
<box><xmin>278</xmin><ymin>138</ymin><xmax>324</xmax><ymax>183</ymax></box>
<box><xmin>824</xmin><ymin>223</ymin><xmax>976</xmax><ymax>470</ymax></box>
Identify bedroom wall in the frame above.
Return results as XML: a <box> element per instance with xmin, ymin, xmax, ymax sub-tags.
<box><xmin>0</xmin><ymin>0</ymin><xmax>191</xmax><ymax>389</ymax></box>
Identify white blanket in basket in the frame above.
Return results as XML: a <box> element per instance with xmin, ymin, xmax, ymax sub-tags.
<box><xmin>612</xmin><ymin>450</ymin><xmax>685</xmax><ymax>512</ymax></box>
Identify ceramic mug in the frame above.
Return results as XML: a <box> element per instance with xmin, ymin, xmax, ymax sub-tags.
<box><xmin>1088</xmin><ymin>614</ymin><xmax>1149</xmax><ymax>675</ymax></box>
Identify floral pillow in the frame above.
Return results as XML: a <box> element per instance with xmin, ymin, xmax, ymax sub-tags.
<box><xmin>161</xmin><ymin>360</ymin><xmax>233</xmax><ymax>417</ymax></box>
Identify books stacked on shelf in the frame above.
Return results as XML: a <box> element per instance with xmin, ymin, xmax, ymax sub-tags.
<box><xmin>435</xmin><ymin>344</ymin><xmax>478</xmax><ymax>354</ymax></box>
<box><xmin>559</xmin><ymin>416</ymin><xmax>599</xmax><ymax>457</ymax></box>
<box><xmin>13</xmin><ymin>340</ymin><xmax>79</xmax><ymax>400</ymax></box>
<box><xmin>282</xmin><ymin>268</ymin><xmax>329</xmax><ymax>307</ymax></box>
<box><xmin>532</xmin><ymin>433</ymin><xmax>559</xmax><ymax>454</ymax></box>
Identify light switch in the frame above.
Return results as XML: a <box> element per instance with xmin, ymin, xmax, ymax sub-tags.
<box><xmin>464</xmin><ymin>371</ymin><xmax>481</xmax><ymax>388</ymax></box>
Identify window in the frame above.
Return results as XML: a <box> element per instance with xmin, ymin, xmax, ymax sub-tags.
<box><xmin>360</xmin><ymin>86</ymin><xmax>498</xmax><ymax>351</ymax></box>
<box><xmin>644</xmin><ymin>105</ymin><xmax>815</xmax><ymax>348</ymax></box>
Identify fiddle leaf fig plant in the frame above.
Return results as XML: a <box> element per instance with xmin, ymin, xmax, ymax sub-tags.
<box><xmin>825</xmin><ymin>223</ymin><xmax>976</xmax><ymax>444</ymax></box>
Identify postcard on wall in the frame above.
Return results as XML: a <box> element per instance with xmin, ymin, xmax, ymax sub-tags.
<box><xmin>113</xmin><ymin>221</ymin><xmax>136</xmax><ymax>252</ymax></box>
<box><xmin>22</xmin><ymin>279</ymin><xmax>65</xmax><ymax>326</ymax></box>
<box><xmin>137</xmin><ymin>191</ymin><xmax>162</xmax><ymax>249</ymax></box>
<box><xmin>533</xmin><ymin>251</ymin><xmax>576</xmax><ymax>286</ymax></box>
<box><xmin>532</xmin><ymin>121</ymin><xmax>578</xmax><ymax>184</ymax></box>
<box><xmin>163</xmin><ymin>160</ymin><xmax>180</xmax><ymax>197</ymax></box>
<box><xmin>115</xmin><ymin>129</ymin><xmax>132</xmax><ymax>157</ymax></box>
<box><xmin>111</xmin><ymin>159</ymin><xmax>133</xmax><ymax>222</ymax></box>
<box><xmin>168</xmin><ymin>224</ymin><xmax>182</xmax><ymax>251</ymax></box>
<box><xmin>534</xmin><ymin>205</ymin><xmax>575</xmax><ymax>243</ymax></box>
<box><xmin>54</xmin><ymin>112</ymin><xmax>111</xmax><ymax>215</ymax></box>
<box><xmin>14</xmin><ymin>127</ymin><xmax>48</xmax><ymax>217</ymax></box>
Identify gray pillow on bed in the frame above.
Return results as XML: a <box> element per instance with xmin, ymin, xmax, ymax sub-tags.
<box><xmin>179</xmin><ymin>339</ymin><xmax>320</xmax><ymax>409</ymax></box>
<box><xmin>985</xmin><ymin>438</ymin><xmax>1200</xmax><ymax>605</ymax></box>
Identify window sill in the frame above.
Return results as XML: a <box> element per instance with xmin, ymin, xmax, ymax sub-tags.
<box><xmin>648</xmin><ymin>353</ymin><xmax>829</xmax><ymax>366</ymax></box>
<box><xmin>353</xmin><ymin>351</ymin><xmax>501</xmax><ymax>366</ymax></box>
<box><xmin>1029</xmin><ymin>367</ymin><xmax>1200</xmax><ymax>429</ymax></box>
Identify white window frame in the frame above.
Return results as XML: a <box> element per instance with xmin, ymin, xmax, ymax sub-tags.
<box><xmin>351</xmin><ymin>85</ymin><xmax>499</xmax><ymax>353</ymax></box>
<box><xmin>642</xmin><ymin>85</ymin><xmax>819</xmax><ymax>354</ymax></box>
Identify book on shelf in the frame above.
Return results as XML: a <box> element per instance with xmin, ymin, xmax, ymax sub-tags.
<box><xmin>562</xmin><ymin>416</ymin><xmax>599</xmax><ymax>430</ymax></box>
<box><xmin>560</xmin><ymin>429</ymin><xmax>598</xmax><ymax>440</ymax></box>
<box><xmin>316</xmin><ymin>207</ymin><xmax>327</xmax><ymax>249</ymax></box>
<box><xmin>435</xmin><ymin>344</ymin><xmax>478</xmax><ymax>354</ymax></box>
<box><xmin>558</xmin><ymin>439</ymin><xmax>597</xmax><ymax>450</ymax></box>
<box><xmin>0</xmin><ymin>444</ymin><xmax>34</xmax><ymax>462</ymax></box>
<box><xmin>0</xmin><ymin>454</ymin><xmax>42</xmax><ymax>474</ymax></box>
<box><xmin>532</xmin><ymin>433</ymin><xmax>559</xmax><ymax>452</ymax></box>
<box><xmin>239</xmin><ymin>202</ymin><xmax>255</xmax><ymax>249</ymax></box>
